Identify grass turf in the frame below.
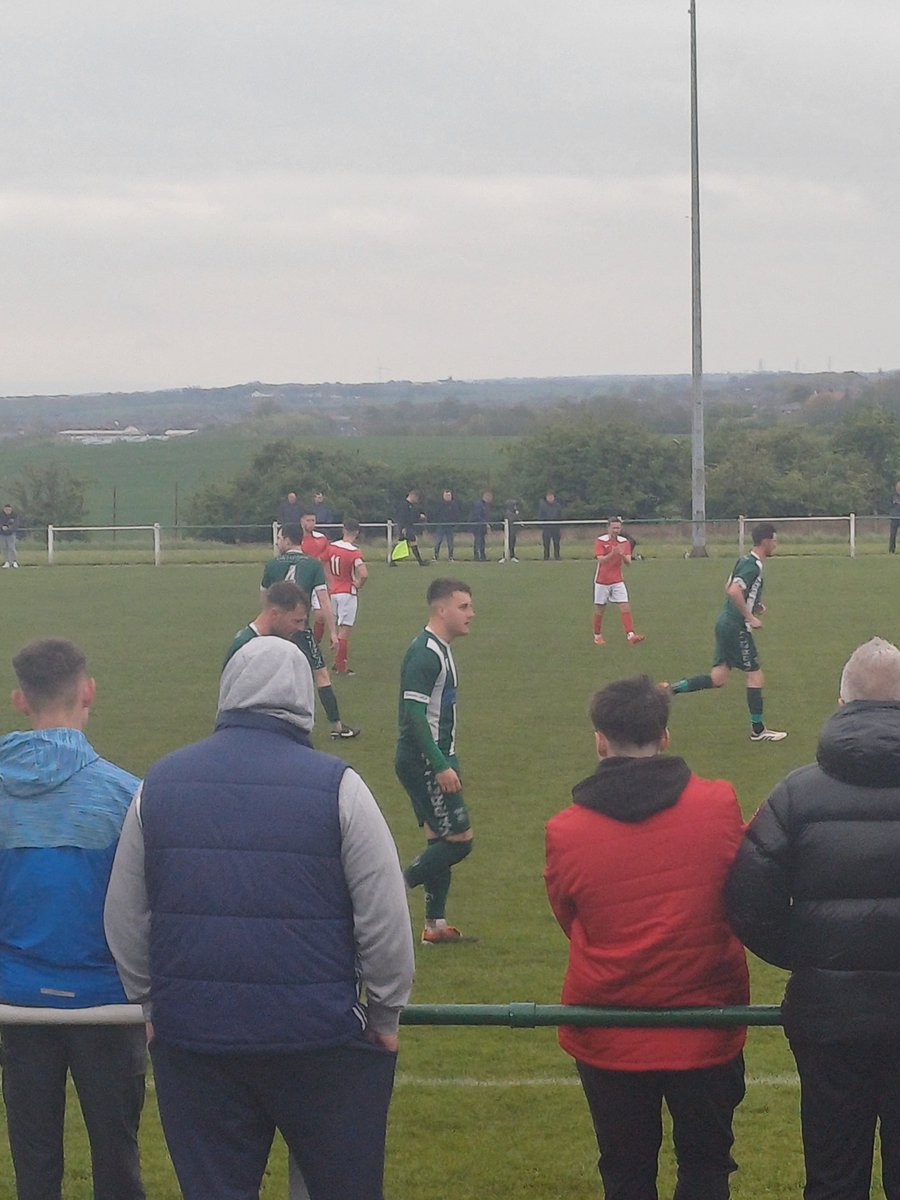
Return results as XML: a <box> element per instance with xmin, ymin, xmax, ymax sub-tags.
<box><xmin>0</xmin><ymin>551</ymin><xmax>892</xmax><ymax>1197</ymax></box>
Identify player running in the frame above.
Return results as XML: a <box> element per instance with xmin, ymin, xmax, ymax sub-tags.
<box><xmin>593</xmin><ymin>516</ymin><xmax>645</xmax><ymax>646</ymax></box>
<box><xmin>661</xmin><ymin>521</ymin><xmax>787</xmax><ymax>742</ymax></box>
<box><xmin>326</xmin><ymin>519</ymin><xmax>368</xmax><ymax>676</ymax></box>
<box><xmin>396</xmin><ymin>578</ymin><xmax>478</xmax><ymax>946</ymax></box>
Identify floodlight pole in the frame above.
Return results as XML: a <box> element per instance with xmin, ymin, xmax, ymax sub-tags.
<box><xmin>689</xmin><ymin>0</ymin><xmax>708</xmax><ymax>556</ymax></box>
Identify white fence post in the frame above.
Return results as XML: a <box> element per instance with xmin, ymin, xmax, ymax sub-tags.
<box><xmin>48</xmin><ymin>525</ymin><xmax>55</xmax><ymax>565</ymax></box>
<box><xmin>153</xmin><ymin>523</ymin><xmax>161</xmax><ymax>567</ymax></box>
<box><xmin>386</xmin><ymin>519</ymin><xmax>394</xmax><ymax>563</ymax></box>
<box><xmin>272</xmin><ymin>521</ymin><xmax>280</xmax><ymax>552</ymax></box>
<box><xmin>737</xmin><ymin>515</ymin><xmax>745</xmax><ymax>556</ymax></box>
<box><xmin>850</xmin><ymin>512</ymin><xmax>856</xmax><ymax>559</ymax></box>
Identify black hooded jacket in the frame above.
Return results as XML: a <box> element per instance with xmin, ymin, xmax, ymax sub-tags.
<box><xmin>725</xmin><ymin>700</ymin><xmax>900</xmax><ymax>1041</ymax></box>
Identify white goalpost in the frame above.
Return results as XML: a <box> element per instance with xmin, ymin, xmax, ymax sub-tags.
<box><xmin>738</xmin><ymin>514</ymin><xmax>857</xmax><ymax>558</ymax></box>
<box><xmin>47</xmin><ymin>524</ymin><xmax>162</xmax><ymax>566</ymax></box>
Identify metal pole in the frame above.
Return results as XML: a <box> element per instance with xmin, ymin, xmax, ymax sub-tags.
<box><xmin>849</xmin><ymin>511</ymin><xmax>856</xmax><ymax>559</ymax></box>
<box><xmin>47</xmin><ymin>525</ymin><xmax>55</xmax><ymax>565</ymax></box>
<box><xmin>153</xmin><ymin>523</ymin><xmax>161</xmax><ymax>568</ymax></box>
<box><xmin>688</xmin><ymin>0</ymin><xmax>708</xmax><ymax>556</ymax></box>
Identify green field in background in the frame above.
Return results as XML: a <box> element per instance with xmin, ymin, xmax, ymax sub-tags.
<box><xmin>0</xmin><ymin>434</ymin><xmax>516</xmax><ymax>527</ymax></box>
<box><xmin>0</xmin><ymin>554</ymin><xmax>892</xmax><ymax>1197</ymax></box>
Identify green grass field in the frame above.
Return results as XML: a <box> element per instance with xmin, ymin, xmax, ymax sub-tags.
<box><xmin>0</xmin><ymin>552</ymin><xmax>892</xmax><ymax>1197</ymax></box>
<box><xmin>0</xmin><ymin>434</ymin><xmax>516</xmax><ymax>528</ymax></box>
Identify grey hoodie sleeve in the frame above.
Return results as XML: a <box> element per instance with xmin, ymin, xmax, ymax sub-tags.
<box><xmin>339</xmin><ymin>770</ymin><xmax>415</xmax><ymax>1036</ymax></box>
<box><xmin>104</xmin><ymin>786</ymin><xmax>152</xmax><ymax>1014</ymax></box>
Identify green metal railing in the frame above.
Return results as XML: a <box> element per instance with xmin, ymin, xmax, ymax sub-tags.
<box><xmin>401</xmin><ymin>1003</ymin><xmax>782</xmax><ymax>1028</ymax></box>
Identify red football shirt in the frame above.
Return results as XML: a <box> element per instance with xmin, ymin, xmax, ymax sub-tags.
<box><xmin>594</xmin><ymin>535</ymin><xmax>631</xmax><ymax>585</ymax></box>
<box><xmin>300</xmin><ymin>531</ymin><xmax>330</xmax><ymax>563</ymax></box>
<box><xmin>327</xmin><ymin>540</ymin><xmax>364</xmax><ymax>595</ymax></box>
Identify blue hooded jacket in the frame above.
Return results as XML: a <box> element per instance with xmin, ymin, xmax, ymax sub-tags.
<box><xmin>0</xmin><ymin>728</ymin><xmax>138</xmax><ymax>1008</ymax></box>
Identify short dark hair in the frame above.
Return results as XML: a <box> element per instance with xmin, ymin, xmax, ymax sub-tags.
<box><xmin>343</xmin><ymin>518</ymin><xmax>360</xmax><ymax>535</ymax></box>
<box><xmin>265</xmin><ymin>580</ymin><xmax>309</xmax><ymax>613</ymax></box>
<box><xmin>427</xmin><ymin>577</ymin><xmax>472</xmax><ymax>605</ymax></box>
<box><xmin>751</xmin><ymin>521</ymin><xmax>776</xmax><ymax>545</ymax></box>
<box><xmin>12</xmin><ymin>639</ymin><xmax>88</xmax><ymax>711</ymax></box>
<box><xmin>280</xmin><ymin>523</ymin><xmax>302</xmax><ymax>545</ymax></box>
<box><xmin>589</xmin><ymin>675</ymin><xmax>670</xmax><ymax>747</ymax></box>
<box><xmin>300</xmin><ymin>506</ymin><xmax>316</xmax><ymax>519</ymax></box>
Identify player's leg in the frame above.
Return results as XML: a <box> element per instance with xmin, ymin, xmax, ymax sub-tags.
<box><xmin>742</xmin><ymin>636</ymin><xmax>786</xmax><ymax>740</ymax></box>
<box><xmin>396</xmin><ymin>752</ymin><xmax>477</xmax><ymax>944</ymax></box>
<box><xmin>309</xmin><ymin>592</ymin><xmax>325</xmax><ymax>644</ymax></box>
<box><xmin>593</xmin><ymin>583</ymin><xmax>609</xmax><ymax>643</ymax></box>
<box><xmin>333</xmin><ymin>595</ymin><xmax>357</xmax><ymax>675</ymax></box>
<box><xmin>667</xmin><ymin>619</ymin><xmax>736</xmax><ymax>695</ymax></box>
<box><xmin>612</xmin><ymin>586</ymin><xmax>644</xmax><ymax>643</ymax></box>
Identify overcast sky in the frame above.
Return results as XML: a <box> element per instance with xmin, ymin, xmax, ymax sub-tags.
<box><xmin>2</xmin><ymin>1</ymin><xmax>897</xmax><ymax>395</ymax></box>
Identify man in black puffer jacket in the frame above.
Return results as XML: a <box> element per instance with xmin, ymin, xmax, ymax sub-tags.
<box><xmin>725</xmin><ymin>636</ymin><xmax>900</xmax><ymax>1200</ymax></box>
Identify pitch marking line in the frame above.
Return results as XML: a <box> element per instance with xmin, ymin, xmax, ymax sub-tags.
<box><xmin>396</xmin><ymin>1074</ymin><xmax>798</xmax><ymax>1089</ymax></box>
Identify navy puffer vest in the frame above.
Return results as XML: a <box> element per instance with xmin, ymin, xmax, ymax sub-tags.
<box><xmin>141</xmin><ymin>711</ymin><xmax>361</xmax><ymax>1053</ymax></box>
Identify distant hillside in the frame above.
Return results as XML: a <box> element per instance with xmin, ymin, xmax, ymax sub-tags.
<box><xmin>0</xmin><ymin>369</ymin><xmax>896</xmax><ymax>436</ymax></box>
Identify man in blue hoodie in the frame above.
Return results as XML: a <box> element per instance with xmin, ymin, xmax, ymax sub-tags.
<box><xmin>0</xmin><ymin>639</ymin><xmax>146</xmax><ymax>1200</ymax></box>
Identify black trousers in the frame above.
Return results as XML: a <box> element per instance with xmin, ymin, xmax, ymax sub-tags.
<box><xmin>151</xmin><ymin>1036</ymin><xmax>397</xmax><ymax>1200</ymax></box>
<box><xmin>890</xmin><ymin>519</ymin><xmax>900</xmax><ymax>552</ymax></box>
<box><xmin>0</xmin><ymin>1023</ymin><xmax>146</xmax><ymax>1200</ymax></box>
<box><xmin>542</xmin><ymin>528</ymin><xmax>561</xmax><ymax>559</ymax></box>
<box><xmin>790</xmin><ymin>1037</ymin><xmax>900</xmax><ymax>1200</ymax></box>
<box><xmin>576</xmin><ymin>1055</ymin><xmax>745</xmax><ymax>1200</ymax></box>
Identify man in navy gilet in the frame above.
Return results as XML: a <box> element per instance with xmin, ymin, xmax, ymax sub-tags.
<box><xmin>105</xmin><ymin>636</ymin><xmax>414</xmax><ymax>1200</ymax></box>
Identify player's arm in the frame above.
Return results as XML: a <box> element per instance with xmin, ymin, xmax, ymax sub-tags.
<box><xmin>315</xmin><ymin>583</ymin><xmax>340</xmax><ymax>650</ymax></box>
<box><xmin>400</xmin><ymin>697</ymin><xmax>460</xmax><ymax>791</ymax></box>
<box><xmin>353</xmin><ymin>557</ymin><xmax>368</xmax><ymax>589</ymax></box>
<box><xmin>726</xmin><ymin>578</ymin><xmax>761</xmax><ymax>627</ymax></box>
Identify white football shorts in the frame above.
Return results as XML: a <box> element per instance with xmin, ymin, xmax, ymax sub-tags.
<box><xmin>332</xmin><ymin>593</ymin><xmax>359</xmax><ymax>627</ymax></box>
<box><xmin>594</xmin><ymin>582</ymin><xmax>629</xmax><ymax>605</ymax></box>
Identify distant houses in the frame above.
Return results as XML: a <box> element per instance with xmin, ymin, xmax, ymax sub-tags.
<box><xmin>56</xmin><ymin>426</ymin><xmax>199</xmax><ymax>445</ymax></box>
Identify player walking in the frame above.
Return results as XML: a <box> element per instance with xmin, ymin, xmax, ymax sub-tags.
<box><xmin>593</xmin><ymin>517</ymin><xmax>645</xmax><ymax>645</ymax></box>
<box><xmin>396</xmin><ymin>579</ymin><xmax>477</xmax><ymax>945</ymax></box>
<box><xmin>662</xmin><ymin>521</ymin><xmax>787</xmax><ymax>742</ymax></box>
<box><xmin>327</xmin><ymin>519</ymin><xmax>368</xmax><ymax>676</ymax></box>
<box><xmin>300</xmin><ymin>507</ymin><xmax>331</xmax><ymax>642</ymax></box>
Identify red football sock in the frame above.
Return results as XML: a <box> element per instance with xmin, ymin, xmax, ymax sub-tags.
<box><xmin>621</xmin><ymin>610</ymin><xmax>635</xmax><ymax>636</ymax></box>
<box><xmin>336</xmin><ymin>637</ymin><xmax>348</xmax><ymax>672</ymax></box>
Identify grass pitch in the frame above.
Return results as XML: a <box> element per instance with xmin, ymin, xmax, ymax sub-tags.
<box><xmin>0</xmin><ymin>551</ymin><xmax>893</xmax><ymax>1197</ymax></box>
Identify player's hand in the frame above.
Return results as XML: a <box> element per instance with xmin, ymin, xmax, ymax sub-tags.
<box><xmin>747</xmin><ymin>614</ymin><xmax>763</xmax><ymax>629</ymax></box>
<box><xmin>435</xmin><ymin>766</ymin><xmax>462</xmax><ymax>793</ymax></box>
<box><xmin>329</xmin><ymin>632</ymin><xmax>340</xmax><ymax>652</ymax></box>
<box><xmin>753</xmin><ymin>602</ymin><xmax>766</xmax><ymax>615</ymax></box>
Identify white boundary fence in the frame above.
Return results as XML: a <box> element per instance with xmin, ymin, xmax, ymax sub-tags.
<box><xmin>48</xmin><ymin>524</ymin><xmax>161</xmax><ymax>566</ymax></box>
<box><xmin>738</xmin><ymin>513</ymin><xmax>856</xmax><ymax>558</ymax></box>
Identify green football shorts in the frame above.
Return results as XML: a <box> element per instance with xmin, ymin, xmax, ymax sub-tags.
<box><xmin>292</xmin><ymin>629</ymin><xmax>325</xmax><ymax>672</ymax></box>
<box><xmin>713</xmin><ymin>615</ymin><xmax>760</xmax><ymax>673</ymax></box>
<box><xmin>395</xmin><ymin>748</ymin><xmax>471</xmax><ymax>838</ymax></box>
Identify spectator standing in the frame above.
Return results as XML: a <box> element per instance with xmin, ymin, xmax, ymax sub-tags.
<box><xmin>499</xmin><ymin>499</ymin><xmax>521</xmax><ymax>563</ymax></box>
<box><xmin>0</xmin><ymin>639</ymin><xmax>146</xmax><ymax>1200</ymax></box>
<box><xmin>0</xmin><ymin>504</ymin><xmax>19</xmax><ymax>568</ymax></box>
<box><xmin>726</xmin><ymin>636</ymin><xmax>900</xmax><ymax>1200</ymax></box>
<box><xmin>105</xmin><ymin>637</ymin><xmax>413</xmax><ymax>1200</ymax></box>
<box><xmin>469</xmin><ymin>491</ymin><xmax>492</xmax><ymax>562</ymax></box>
<box><xmin>432</xmin><ymin>489</ymin><xmax>462</xmax><ymax>562</ymax></box>
<box><xmin>538</xmin><ymin>491</ymin><xmax>563</xmax><ymax>559</ymax></box>
<box><xmin>392</xmin><ymin>490</ymin><xmax>428</xmax><ymax>567</ymax></box>
<box><xmin>313</xmin><ymin>490</ymin><xmax>336</xmax><ymax>529</ymax></box>
<box><xmin>889</xmin><ymin>481</ymin><xmax>900</xmax><ymax>553</ymax></box>
<box><xmin>545</xmin><ymin>674</ymin><xmax>748</xmax><ymax>1200</ymax></box>
<box><xmin>276</xmin><ymin>491</ymin><xmax>302</xmax><ymax>530</ymax></box>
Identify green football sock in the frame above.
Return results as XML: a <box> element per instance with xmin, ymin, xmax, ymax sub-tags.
<box><xmin>747</xmin><ymin>687</ymin><xmax>764</xmax><ymax>729</ymax></box>
<box><xmin>317</xmin><ymin>684</ymin><xmax>341</xmax><ymax>724</ymax></box>
<box><xmin>424</xmin><ymin>869</ymin><xmax>452</xmax><ymax>921</ymax></box>
<box><xmin>672</xmin><ymin>675</ymin><xmax>714</xmax><ymax>694</ymax></box>
<box><xmin>404</xmin><ymin>838</ymin><xmax>472</xmax><ymax>889</ymax></box>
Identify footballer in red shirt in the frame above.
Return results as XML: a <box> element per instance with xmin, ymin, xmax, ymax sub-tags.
<box><xmin>593</xmin><ymin>517</ymin><xmax>644</xmax><ymax>645</ymax></box>
<box><xmin>326</xmin><ymin>520</ymin><xmax>368</xmax><ymax>674</ymax></box>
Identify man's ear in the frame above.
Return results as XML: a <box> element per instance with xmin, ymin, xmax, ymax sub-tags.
<box><xmin>11</xmin><ymin>689</ymin><xmax>30</xmax><ymax>717</ymax></box>
<box><xmin>660</xmin><ymin>728</ymin><xmax>670</xmax><ymax>751</ymax></box>
<box><xmin>595</xmin><ymin>730</ymin><xmax>610</xmax><ymax>759</ymax></box>
<box><xmin>81</xmin><ymin>676</ymin><xmax>97</xmax><ymax>710</ymax></box>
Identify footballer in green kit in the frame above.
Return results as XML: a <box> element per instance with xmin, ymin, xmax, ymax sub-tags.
<box><xmin>662</xmin><ymin>522</ymin><xmax>787</xmax><ymax>742</ymax></box>
<box><xmin>397</xmin><ymin>578</ymin><xmax>478</xmax><ymax>945</ymax></box>
<box><xmin>261</xmin><ymin>524</ymin><xmax>339</xmax><ymax>656</ymax></box>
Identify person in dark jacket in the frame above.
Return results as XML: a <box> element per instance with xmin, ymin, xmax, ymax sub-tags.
<box><xmin>889</xmin><ymin>481</ymin><xmax>900</xmax><ymax>553</ymax></box>
<box><xmin>392</xmin><ymin>489</ymin><xmax>428</xmax><ymax>566</ymax></box>
<box><xmin>275</xmin><ymin>491</ymin><xmax>301</xmax><ymax>530</ymax></box>
<box><xmin>725</xmin><ymin>635</ymin><xmax>900</xmax><ymax>1200</ymax></box>
<box><xmin>546</xmin><ymin>674</ymin><xmax>748</xmax><ymax>1200</ymax></box>
<box><xmin>432</xmin><ymin>488</ymin><xmax>462</xmax><ymax>562</ymax></box>
<box><xmin>538</xmin><ymin>491</ymin><xmax>562</xmax><ymax>559</ymax></box>
<box><xmin>468</xmin><ymin>490</ymin><xmax>492</xmax><ymax>561</ymax></box>
<box><xmin>0</xmin><ymin>503</ymin><xmax>19</xmax><ymax>567</ymax></box>
<box><xmin>104</xmin><ymin>637</ymin><xmax>414</xmax><ymax>1200</ymax></box>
